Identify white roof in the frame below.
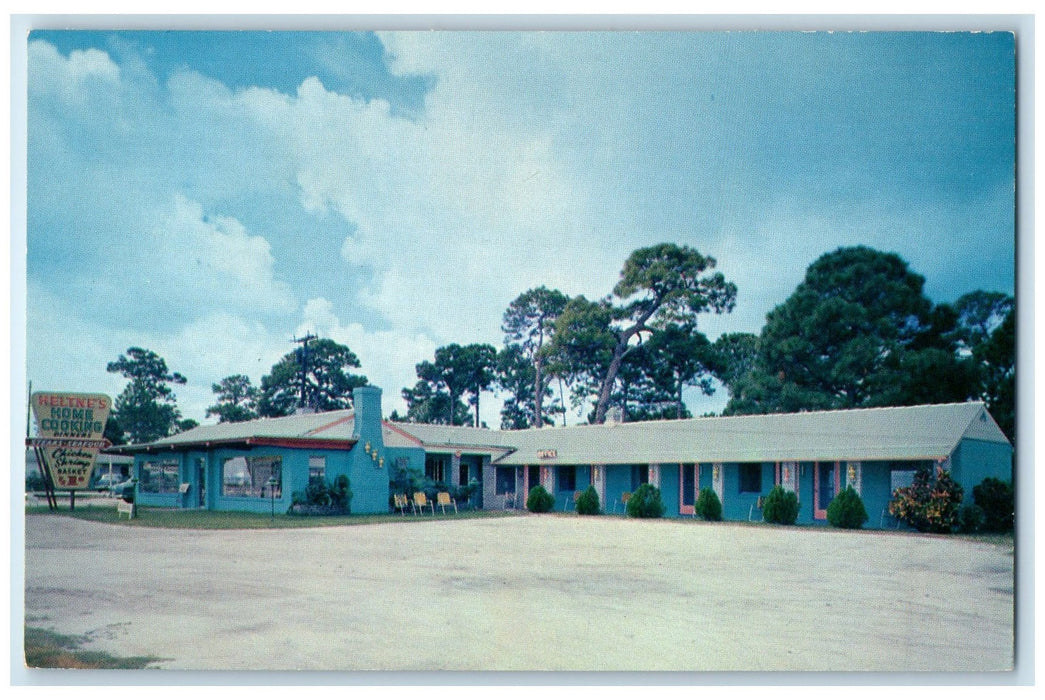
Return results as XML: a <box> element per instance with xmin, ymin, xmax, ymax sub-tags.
<box><xmin>115</xmin><ymin>410</ymin><xmax>359</xmax><ymax>451</ymax></box>
<box><xmin>115</xmin><ymin>401</ymin><xmax>1010</xmax><ymax>467</ymax></box>
<box><xmin>491</xmin><ymin>402</ymin><xmax>1010</xmax><ymax>466</ymax></box>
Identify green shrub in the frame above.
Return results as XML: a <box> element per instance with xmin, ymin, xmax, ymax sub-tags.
<box><xmin>958</xmin><ymin>503</ymin><xmax>986</xmax><ymax>534</ymax></box>
<box><xmin>762</xmin><ymin>485</ymin><xmax>800</xmax><ymax>525</ymax></box>
<box><xmin>626</xmin><ymin>483</ymin><xmax>665</xmax><ymax>518</ymax></box>
<box><xmin>329</xmin><ymin>475</ymin><xmax>352</xmax><ymax>509</ymax></box>
<box><xmin>297</xmin><ymin>475</ymin><xmax>352</xmax><ymax>510</ymax></box>
<box><xmin>526</xmin><ymin>484</ymin><xmax>554</xmax><ymax>513</ymax></box>
<box><xmin>826</xmin><ymin>486</ymin><xmax>868</xmax><ymax>529</ymax></box>
<box><xmin>889</xmin><ymin>465</ymin><xmax>964</xmax><ymax>533</ymax></box>
<box><xmin>575</xmin><ymin>485</ymin><xmax>601</xmax><ymax>515</ymax></box>
<box><xmin>453</xmin><ymin>478</ymin><xmax>481</xmax><ymax>508</ymax></box>
<box><xmin>26</xmin><ymin>473</ymin><xmax>48</xmax><ymax>492</ymax></box>
<box><xmin>695</xmin><ymin>487</ymin><xmax>722</xmax><ymax>521</ymax></box>
<box><xmin>972</xmin><ymin>477</ymin><xmax>1014</xmax><ymax>532</ymax></box>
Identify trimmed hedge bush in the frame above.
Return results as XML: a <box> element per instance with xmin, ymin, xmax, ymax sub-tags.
<box><xmin>695</xmin><ymin>487</ymin><xmax>722</xmax><ymax>521</ymax></box>
<box><xmin>526</xmin><ymin>484</ymin><xmax>555</xmax><ymax>513</ymax></box>
<box><xmin>575</xmin><ymin>485</ymin><xmax>601</xmax><ymax>515</ymax></box>
<box><xmin>762</xmin><ymin>485</ymin><xmax>800</xmax><ymax>525</ymax></box>
<box><xmin>826</xmin><ymin>486</ymin><xmax>868</xmax><ymax>529</ymax></box>
<box><xmin>626</xmin><ymin>483</ymin><xmax>665</xmax><ymax>518</ymax></box>
<box><xmin>972</xmin><ymin>477</ymin><xmax>1014</xmax><ymax>532</ymax></box>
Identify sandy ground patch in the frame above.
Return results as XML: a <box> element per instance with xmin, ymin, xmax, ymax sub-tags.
<box><xmin>22</xmin><ymin>513</ymin><xmax>1013</xmax><ymax>672</ymax></box>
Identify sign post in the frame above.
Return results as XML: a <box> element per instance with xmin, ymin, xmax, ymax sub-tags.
<box><xmin>28</xmin><ymin>392</ymin><xmax>111</xmax><ymax>510</ymax></box>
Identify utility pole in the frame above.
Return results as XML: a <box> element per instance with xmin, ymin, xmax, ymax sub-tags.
<box><xmin>291</xmin><ymin>332</ymin><xmax>318</xmax><ymax>410</ymax></box>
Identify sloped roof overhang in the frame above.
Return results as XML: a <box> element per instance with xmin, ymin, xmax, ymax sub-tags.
<box><xmin>109</xmin><ymin>436</ymin><xmax>358</xmax><ymax>454</ymax></box>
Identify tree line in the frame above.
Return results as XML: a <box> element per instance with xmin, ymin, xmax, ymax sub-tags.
<box><xmin>100</xmin><ymin>243</ymin><xmax>1015</xmax><ymax>446</ymax></box>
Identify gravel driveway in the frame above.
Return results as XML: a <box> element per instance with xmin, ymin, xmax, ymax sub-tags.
<box><xmin>22</xmin><ymin>513</ymin><xmax>1014</xmax><ymax>672</ymax></box>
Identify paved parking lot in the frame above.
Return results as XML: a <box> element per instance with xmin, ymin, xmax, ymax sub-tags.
<box><xmin>23</xmin><ymin>513</ymin><xmax>1014</xmax><ymax>672</ymax></box>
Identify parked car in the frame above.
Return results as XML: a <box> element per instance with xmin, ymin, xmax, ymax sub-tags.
<box><xmin>94</xmin><ymin>473</ymin><xmax>132</xmax><ymax>495</ymax></box>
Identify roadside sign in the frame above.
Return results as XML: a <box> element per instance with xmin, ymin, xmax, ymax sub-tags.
<box><xmin>30</xmin><ymin>392</ymin><xmax>111</xmax><ymax>490</ymax></box>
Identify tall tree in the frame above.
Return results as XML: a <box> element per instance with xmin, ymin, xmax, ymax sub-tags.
<box><xmin>206</xmin><ymin>374</ymin><xmax>260</xmax><ymax>423</ymax></box>
<box><xmin>953</xmin><ymin>290</ymin><xmax>1014</xmax><ymax>350</ymax></box>
<box><xmin>496</xmin><ymin>344</ymin><xmax>561</xmax><ymax>429</ymax></box>
<box><xmin>412</xmin><ymin>343</ymin><xmax>498</xmax><ymax>427</ymax></box>
<box><xmin>106</xmin><ymin>347</ymin><xmax>187</xmax><ymax>444</ymax></box>
<box><xmin>975</xmin><ymin>306</ymin><xmax>1015</xmax><ymax>441</ymax></box>
<box><xmin>258</xmin><ymin>338</ymin><xmax>367</xmax><ymax>417</ymax></box>
<box><xmin>644</xmin><ymin>323</ymin><xmax>716</xmax><ymax>419</ymax></box>
<box><xmin>544</xmin><ymin>295</ymin><xmax>618</xmax><ymax>418</ymax></box>
<box><xmin>709</xmin><ymin>332</ymin><xmax>760</xmax><ymax>399</ymax></box>
<box><xmin>502</xmin><ymin>286</ymin><xmax>570</xmax><ymax>428</ymax></box>
<box><xmin>601</xmin><ymin>344</ymin><xmax>679</xmax><ymax>422</ymax></box>
<box><xmin>724</xmin><ymin>246</ymin><xmax>980</xmax><ymax>415</ymax></box>
<box><xmin>550</xmin><ymin>244</ymin><xmax>736</xmax><ymax>423</ymax></box>
<box><xmin>400</xmin><ymin>380</ymin><xmax>470</xmax><ymax>426</ymax></box>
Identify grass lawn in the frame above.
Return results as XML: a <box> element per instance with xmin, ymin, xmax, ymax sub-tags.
<box><xmin>24</xmin><ymin>503</ymin><xmax>521</xmax><ymax>529</ymax></box>
<box><xmin>24</xmin><ymin>626</ymin><xmax>165</xmax><ymax>669</ymax></box>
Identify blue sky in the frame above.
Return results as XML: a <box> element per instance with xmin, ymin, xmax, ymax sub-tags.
<box><xmin>22</xmin><ymin>30</ymin><xmax>1016</xmax><ymax>426</ymax></box>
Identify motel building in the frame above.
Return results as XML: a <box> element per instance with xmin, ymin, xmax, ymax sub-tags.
<box><xmin>111</xmin><ymin>386</ymin><xmax>1013</xmax><ymax>526</ymax></box>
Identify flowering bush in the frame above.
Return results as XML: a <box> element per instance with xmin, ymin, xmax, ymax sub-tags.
<box><xmin>888</xmin><ymin>465</ymin><xmax>963</xmax><ymax>533</ymax></box>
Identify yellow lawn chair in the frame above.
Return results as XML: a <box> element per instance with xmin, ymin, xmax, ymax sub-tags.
<box><xmin>412</xmin><ymin>491</ymin><xmax>434</xmax><ymax>515</ymax></box>
<box><xmin>436</xmin><ymin>491</ymin><xmax>458</xmax><ymax>515</ymax></box>
<box><xmin>393</xmin><ymin>493</ymin><xmax>411</xmax><ymax>515</ymax></box>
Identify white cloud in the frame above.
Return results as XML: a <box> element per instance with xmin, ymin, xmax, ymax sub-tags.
<box><xmin>297</xmin><ymin>297</ymin><xmax>441</xmax><ymax>419</ymax></box>
<box><xmin>28</xmin><ymin>40</ymin><xmax>120</xmax><ymax>104</ymax></box>
<box><xmin>143</xmin><ymin>194</ymin><xmax>296</xmax><ymax>316</ymax></box>
<box><xmin>221</xmin><ymin>42</ymin><xmax>622</xmax><ymax>348</ymax></box>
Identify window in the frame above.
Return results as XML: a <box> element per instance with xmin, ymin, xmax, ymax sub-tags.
<box><xmin>425</xmin><ymin>455</ymin><xmax>447</xmax><ymax>483</ymax></box>
<box><xmin>495</xmin><ymin>467</ymin><xmax>515</xmax><ymax>495</ymax></box>
<box><xmin>140</xmin><ymin>460</ymin><xmax>179</xmax><ymax>493</ymax></box>
<box><xmin>738</xmin><ymin>463</ymin><xmax>762</xmax><ymax>494</ymax></box>
<box><xmin>890</xmin><ymin>468</ymin><xmax>916</xmax><ymax>493</ymax></box>
<box><xmin>309</xmin><ymin>456</ymin><xmax>326</xmax><ymax>484</ymax></box>
<box><xmin>557</xmin><ymin>466</ymin><xmax>576</xmax><ymax>492</ymax></box>
<box><xmin>222</xmin><ymin>456</ymin><xmax>282</xmax><ymax>498</ymax></box>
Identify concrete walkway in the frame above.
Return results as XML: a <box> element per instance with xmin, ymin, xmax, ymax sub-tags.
<box><xmin>23</xmin><ymin>513</ymin><xmax>1014</xmax><ymax>672</ymax></box>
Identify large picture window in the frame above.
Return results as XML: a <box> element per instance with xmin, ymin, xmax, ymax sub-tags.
<box><xmin>222</xmin><ymin>456</ymin><xmax>282</xmax><ymax>498</ymax></box>
<box><xmin>140</xmin><ymin>460</ymin><xmax>179</xmax><ymax>493</ymax></box>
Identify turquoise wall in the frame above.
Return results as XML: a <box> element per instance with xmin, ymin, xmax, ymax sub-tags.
<box><xmin>858</xmin><ymin>463</ymin><xmax>895</xmax><ymax>529</ymax></box>
<box><xmin>796</xmin><ymin>462</ymin><xmax>815</xmax><ymax>524</ymax></box>
<box><xmin>134</xmin><ymin>445</ymin><xmax>366</xmax><ymax>514</ymax></box>
<box><xmin>659</xmin><ymin>464</ymin><xmax>680</xmax><ymax>517</ymax></box>
<box><xmin>721</xmin><ymin>462</ymin><xmax>774</xmax><ymax>521</ymax></box>
<box><xmin>951</xmin><ymin>438</ymin><xmax>1013</xmax><ymax>500</ymax></box>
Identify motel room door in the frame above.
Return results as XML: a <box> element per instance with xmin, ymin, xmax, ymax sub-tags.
<box><xmin>679</xmin><ymin>463</ymin><xmax>697</xmax><ymax>516</ymax></box>
<box><xmin>526</xmin><ymin>466</ymin><xmax>540</xmax><ymax>501</ymax></box>
<box><xmin>814</xmin><ymin>461</ymin><xmax>840</xmax><ymax>520</ymax></box>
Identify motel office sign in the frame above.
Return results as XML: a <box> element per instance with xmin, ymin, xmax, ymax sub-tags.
<box><xmin>30</xmin><ymin>392</ymin><xmax>111</xmax><ymax>489</ymax></box>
